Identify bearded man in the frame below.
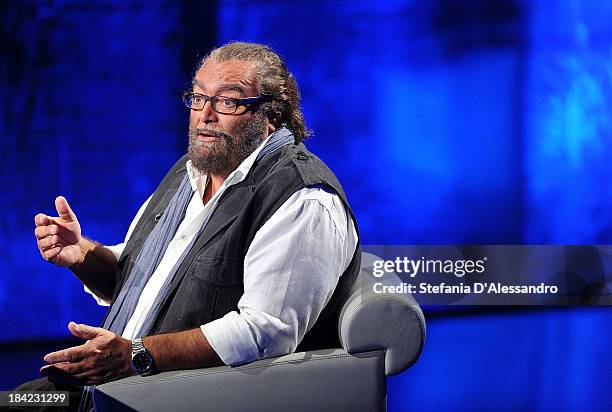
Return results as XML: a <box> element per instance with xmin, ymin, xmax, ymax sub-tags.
<box><xmin>21</xmin><ymin>42</ymin><xmax>360</xmax><ymax>411</ymax></box>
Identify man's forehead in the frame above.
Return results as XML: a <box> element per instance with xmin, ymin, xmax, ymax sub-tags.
<box><xmin>193</xmin><ymin>59</ymin><xmax>258</xmax><ymax>91</ymax></box>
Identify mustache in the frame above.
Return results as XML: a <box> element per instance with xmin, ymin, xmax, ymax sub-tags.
<box><xmin>188</xmin><ymin>128</ymin><xmax>232</xmax><ymax>141</ymax></box>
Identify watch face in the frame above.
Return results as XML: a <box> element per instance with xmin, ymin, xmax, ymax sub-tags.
<box><xmin>132</xmin><ymin>351</ymin><xmax>153</xmax><ymax>373</ymax></box>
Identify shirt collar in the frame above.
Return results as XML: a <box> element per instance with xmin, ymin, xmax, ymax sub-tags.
<box><xmin>185</xmin><ymin>132</ymin><xmax>273</xmax><ymax>192</ymax></box>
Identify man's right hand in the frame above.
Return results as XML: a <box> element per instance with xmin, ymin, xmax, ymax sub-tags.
<box><xmin>35</xmin><ymin>196</ymin><xmax>83</xmax><ymax>267</ymax></box>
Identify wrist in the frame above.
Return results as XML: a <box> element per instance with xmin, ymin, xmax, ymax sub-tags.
<box><xmin>124</xmin><ymin>338</ymin><xmax>137</xmax><ymax>377</ymax></box>
<box><xmin>68</xmin><ymin>237</ymin><xmax>88</xmax><ymax>269</ymax></box>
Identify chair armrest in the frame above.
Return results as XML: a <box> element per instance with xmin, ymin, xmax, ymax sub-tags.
<box><xmin>94</xmin><ymin>349</ymin><xmax>386</xmax><ymax>412</ymax></box>
<box><xmin>339</xmin><ymin>252</ymin><xmax>426</xmax><ymax>375</ymax></box>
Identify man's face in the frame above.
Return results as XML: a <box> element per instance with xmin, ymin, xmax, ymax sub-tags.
<box><xmin>188</xmin><ymin>58</ymin><xmax>273</xmax><ymax>176</ymax></box>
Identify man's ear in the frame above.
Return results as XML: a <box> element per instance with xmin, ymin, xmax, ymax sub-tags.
<box><xmin>268</xmin><ymin>121</ymin><xmax>277</xmax><ymax>134</ymax></box>
<box><xmin>266</xmin><ymin>115</ymin><xmax>277</xmax><ymax>134</ymax></box>
<box><xmin>263</xmin><ymin>101</ymin><xmax>282</xmax><ymax>132</ymax></box>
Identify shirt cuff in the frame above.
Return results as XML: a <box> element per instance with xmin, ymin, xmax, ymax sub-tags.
<box><xmin>83</xmin><ymin>285</ymin><xmax>111</xmax><ymax>306</ymax></box>
<box><xmin>200</xmin><ymin>311</ymin><xmax>261</xmax><ymax>366</ymax></box>
<box><xmin>106</xmin><ymin>243</ymin><xmax>125</xmax><ymax>261</ymax></box>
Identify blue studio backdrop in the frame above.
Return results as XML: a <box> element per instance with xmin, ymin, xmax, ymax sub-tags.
<box><xmin>1</xmin><ymin>1</ymin><xmax>611</xmax><ymax>411</ymax></box>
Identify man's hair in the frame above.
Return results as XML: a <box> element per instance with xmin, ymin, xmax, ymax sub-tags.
<box><xmin>198</xmin><ymin>41</ymin><xmax>310</xmax><ymax>142</ymax></box>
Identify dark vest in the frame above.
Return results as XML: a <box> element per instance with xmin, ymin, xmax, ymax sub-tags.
<box><xmin>106</xmin><ymin>143</ymin><xmax>361</xmax><ymax>352</ymax></box>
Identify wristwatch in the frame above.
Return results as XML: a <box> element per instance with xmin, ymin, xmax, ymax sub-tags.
<box><xmin>131</xmin><ymin>338</ymin><xmax>155</xmax><ymax>376</ymax></box>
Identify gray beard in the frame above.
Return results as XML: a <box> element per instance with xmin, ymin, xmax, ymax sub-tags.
<box><xmin>187</xmin><ymin>113</ymin><xmax>266</xmax><ymax>176</ymax></box>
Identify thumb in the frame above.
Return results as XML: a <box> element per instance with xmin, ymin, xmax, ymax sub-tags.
<box><xmin>68</xmin><ymin>322</ymin><xmax>102</xmax><ymax>340</ymax></box>
<box><xmin>55</xmin><ymin>196</ymin><xmax>78</xmax><ymax>223</ymax></box>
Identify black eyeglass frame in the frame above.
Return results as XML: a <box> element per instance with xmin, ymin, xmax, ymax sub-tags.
<box><xmin>182</xmin><ymin>92</ymin><xmax>271</xmax><ymax>114</ymax></box>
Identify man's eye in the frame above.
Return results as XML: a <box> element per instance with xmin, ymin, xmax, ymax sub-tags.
<box><xmin>220</xmin><ymin>98</ymin><xmax>236</xmax><ymax>107</ymax></box>
<box><xmin>193</xmin><ymin>95</ymin><xmax>204</xmax><ymax>104</ymax></box>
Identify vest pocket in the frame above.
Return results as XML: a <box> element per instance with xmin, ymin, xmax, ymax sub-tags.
<box><xmin>189</xmin><ymin>256</ymin><xmax>243</xmax><ymax>286</ymax></box>
<box><xmin>175</xmin><ymin>255</ymin><xmax>243</xmax><ymax>327</ymax></box>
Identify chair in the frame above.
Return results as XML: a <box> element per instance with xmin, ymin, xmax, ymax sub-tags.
<box><xmin>94</xmin><ymin>252</ymin><xmax>426</xmax><ymax>411</ymax></box>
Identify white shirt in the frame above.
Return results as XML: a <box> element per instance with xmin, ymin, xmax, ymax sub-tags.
<box><xmin>86</xmin><ymin>135</ymin><xmax>358</xmax><ymax>366</ymax></box>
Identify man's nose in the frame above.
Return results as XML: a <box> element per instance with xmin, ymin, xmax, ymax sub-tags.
<box><xmin>197</xmin><ymin>100</ymin><xmax>218</xmax><ymax>125</ymax></box>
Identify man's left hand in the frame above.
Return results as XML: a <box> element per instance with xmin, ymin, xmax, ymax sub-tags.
<box><xmin>40</xmin><ymin>321</ymin><xmax>134</xmax><ymax>385</ymax></box>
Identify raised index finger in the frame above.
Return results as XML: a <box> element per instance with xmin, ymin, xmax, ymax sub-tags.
<box><xmin>55</xmin><ymin>196</ymin><xmax>78</xmax><ymax>223</ymax></box>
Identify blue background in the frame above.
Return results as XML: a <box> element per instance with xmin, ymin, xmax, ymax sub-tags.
<box><xmin>1</xmin><ymin>0</ymin><xmax>611</xmax><ymax>410</ymax></box>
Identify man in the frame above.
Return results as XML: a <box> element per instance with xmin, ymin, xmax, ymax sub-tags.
<box><xmin>21</xmin><ymin>42</ymin><xmax>360</xmax><ymax>410</ymax></box>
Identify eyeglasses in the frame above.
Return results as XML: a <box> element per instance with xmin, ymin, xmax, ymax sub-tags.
<box><xmin>182</xmin><ymin>92</ymin><xmax>269</xmax><ymax>114</ymax></box>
